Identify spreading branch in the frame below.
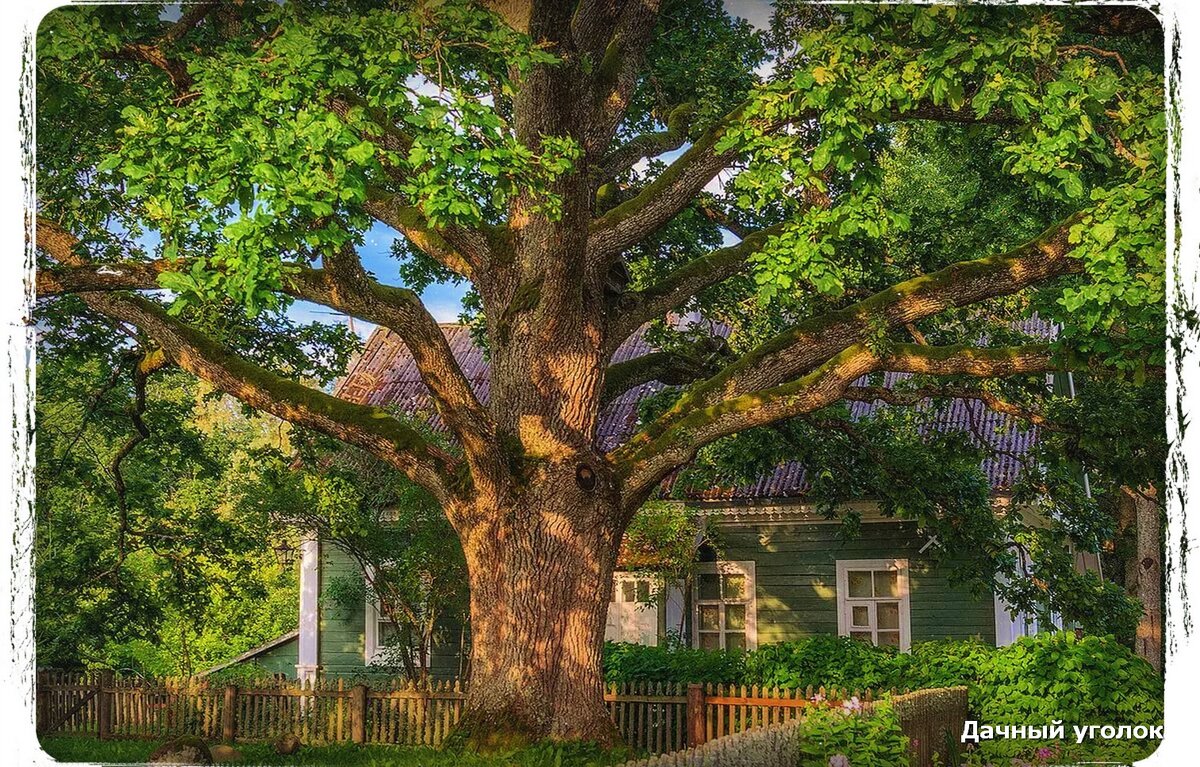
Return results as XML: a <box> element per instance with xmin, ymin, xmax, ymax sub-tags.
<box><xmin>588</xmin><ymin>104</ymin><xmax>747</xmax><ymax>264</ymax></box>
<box><xmin>361</xmin><ymin>191</ymin><xmax>479</xmax><ymax>278</ymax></box>
<box><xmin>596</xmin><ymin>102</ymin><xmax>696</xmax><ymax>184</ymax></box>
<box><xmin>839</xmin><ymin>384</ymin><xmax>1062</xmax><ymax>430</ymax></box>
<box><xmin>35</xmin><ymin>219</ymin><xmax>466</xmax><ymax>502</ymax></box>
<box><xmin>601</xmin><ymin>335</ymin><xmax>732</xmax><ymax>406</ymax></box>
<box><xmin>99</xmin><ymin>2</ymin><xmax>220</xmax><ymax>97</ymax></box>
<box><xmin>606</xmin><ymin>223</ymin><xmax>785</xmax><ymax>353</ymax></box>
<box><xmin>36</xmin><ymin>219</ymin><xmax>496</xmax><ymax>476</ymax></box>
<box><xmin>585</xmin><ymin>0</ymin><xmax>666</xmax><ymax>156</ymax></box>
<box><xmin>326</xmin><ymin>93</ymin><xmax>495</xmax><ymax>276</ymax></box>
<box><xmin>587</xmin><ymin>96</ymin><xmax>1019</xmax><ymax>269</ymax></box>
<box><xmin>85</xmin><ymin>291</ymin><xmax>459</xmax><ymax>502</ymax></box>
<box><xmin>613</xmin><ymin>342</ymin><xmax>1062</xmax><ymax>510</ymax></box>
<box><xmin>652</xmin><ymin>214</ymin><xmax>1083</xmax><ymax>418</ymax></box>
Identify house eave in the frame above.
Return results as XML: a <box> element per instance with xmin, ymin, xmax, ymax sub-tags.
<box><xmin>196</xmin><ymin>629</ymin><xmax>300</xmax><ymax>678</ymax></box>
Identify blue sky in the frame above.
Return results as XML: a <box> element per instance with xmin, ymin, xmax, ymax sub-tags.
<box><xmin>288</xmin><ymin>0</ymin><xmax>774</xmax><ymax>340</ymax></box>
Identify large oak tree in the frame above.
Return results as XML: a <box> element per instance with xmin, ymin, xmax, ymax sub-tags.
<box><xmin>35</xmin><ymin>1</ymin><xmax>1164</xmax><ymax>745</ymax></box>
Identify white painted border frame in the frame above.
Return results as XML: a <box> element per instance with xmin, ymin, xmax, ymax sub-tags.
<box><xmin>835</xmin><ymin>558</ymin><xmax>912</xmax><ymax>652</ymax></box>
<box><xmin>692</xmin><ymin>560</ymin><xmax>757</xmax><ymax>651</ymax></box>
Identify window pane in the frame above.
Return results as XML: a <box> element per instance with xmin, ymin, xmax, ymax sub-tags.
<box><xmin>699</xmin><ymin>604</ymin><xmax>720</xmax><ymax>631</ymax></box>
<box><xmin>726</xmin><ymin>632</ymin><xmax>746</xmax><ymax>652</ymax></box>
<box><xmin>877</xmin><ymin>602</ymin><xmax>900</xmax><ymax>630</ymax></box>
<box><xmin>848</xmin><ymin>571</ymin><xmax>872</xmax><ymax>598</ymax></box>
<box><xmin>722</xmin><ymin>573</ymin><xmax>747</xmax><ymax>601</ymax></box>
<box><xmin>849</xmin><ymin>630</ymin><xmax>873</xmax><ymax>643</ymax></box>
<box><xmin>726</xmin><ymin>604</ymin><xmax>746</xmax><ymax>630</ymax></box>
<box><xmin>874</xmin><ymin>570</ymin><xmax>900</xmax><ymax>598</ymax></box>
<box><xmin>699</xmin><ymin>632</ymin><xmax>721</xmax><ymax>650</ymax></box>
<box><xmin>699</xmin><ymin>573</ymin><xmax>720</xmax><ymax>600</ymax></box>
<box><xmin>378</xmin><ymin>621</ymin><xmax>400</xmax><ymax>644</ymax></box>
<box><xmin>877</xmin><ymin>631</ymin><xmax>901</xmax><ymax>648</ymax></box>
<box><xmin>622</xmin><ymin>580</ymin><xmax>636</xmax><ymax>603</ymax></box>
<box><xmin>851</xmin><ymin>605</ymin><xmax>870</xmax><ymax>628</ymax></box>
<box><xmin>636</xmin><ymin>580</ymin><xmax>651</xmax><ymax>603</ymax></box>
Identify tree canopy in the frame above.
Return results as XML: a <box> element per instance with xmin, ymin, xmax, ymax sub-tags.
<box><xmin>35</xmin><ymin>0</ymin><xmax>1165</xmax><ymax>743</ymax></box>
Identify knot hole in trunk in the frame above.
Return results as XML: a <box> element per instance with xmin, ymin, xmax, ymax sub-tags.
<box><xmin>575</xmin><ymin>463</ymin><xmax>596</xmax><ymax>492</ymax></box>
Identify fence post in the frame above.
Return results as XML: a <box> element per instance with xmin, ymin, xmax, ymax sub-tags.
<box><xmin>222</xmin><ymin>686</ymin><xmax>237</xmax><ymax>742</ymax></box>
<box><xmin>686</xmin><ymin>683</ymin><xmax>706</xmax><ymax>747</ymax></box>
<box><xmin>97</xmin><ymin>670</ymin><xmax>114</xmax><ymax>740</ymax></box>
<box><xmin>350</xmin><ymin>684</ymin><xmax>367</xmax><ymax>744</ymax></box>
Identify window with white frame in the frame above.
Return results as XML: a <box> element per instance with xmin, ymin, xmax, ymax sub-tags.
<box><xmin>612</xmin><ymin>573</ymin><xmax>654</xmax><ymax>605</ymax></box>
<box><xmin>693</xmin><ymin>561</ymin><xmax>756</xmax><ymax>651</ymax></box>
<box><xmin>836</xmin><ymin>559</ymin><xmax>911</xmax><ymax>651</ymax></box>
<box><xmin>364</xmin><ymin>597</ymin><xmax>433</xmax><ymax>666</ymax></box>
<box><xmin>363</xmin><ymin>564</ymin><xmax>433</xmax><ymax>667</ymax></box>
<box><xmin>606</xmin><ymin>572</ymin><xmax>659</xmax><ymax>645</ymax></box>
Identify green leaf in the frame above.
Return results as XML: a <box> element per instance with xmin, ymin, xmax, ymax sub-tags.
<box><xmin>346</xmin><ymin>140</ymin><xmax>377</xmax><ymax>165</ymax></box>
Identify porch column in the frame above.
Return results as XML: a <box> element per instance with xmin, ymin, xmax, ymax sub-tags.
<box><xmin>296</xmin><ymin>536</ymin><xmax>321</xmax><ymax>683</ymax></box>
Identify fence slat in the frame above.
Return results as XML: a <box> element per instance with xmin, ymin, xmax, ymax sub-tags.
<box><xmin>38</xmin><ymin>671</ymin><xmax>892</xmax><ymax>755</ymax></box>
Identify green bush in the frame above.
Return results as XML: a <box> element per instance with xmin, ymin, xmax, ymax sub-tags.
<box><xmin>794</xmin><ymin>702</ymin><xmax>908</xmax><ymax>767</ymax></box>
<box><xmin>970</xmin><ymin>631</ymin><xmax>1162</xmax><ymax>761</ymax></box>
<box><xmin>603</xmin><ymin>639</ymin><xmax>746</xmax><ymax>685</ymax></box>
<box><xmin>744</xmin><ymin>635</ymin><xmax>910</xmax><ymax>691</ymax></box>
<box><xmin>604</xmin><ymin>632</ymin><xmax>1163</xmax><ymax>762</ymax></box>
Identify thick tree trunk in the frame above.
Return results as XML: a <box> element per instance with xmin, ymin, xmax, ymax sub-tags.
<box><xmin>451</xmin><ymin>469</ymin><xmax>624</xmax><ymax>748</ymax></box>
<box><xmin>1120</xmin><ymin>486</ymin><xmax>1163</xmax><ymax>673</ymax></box>
<box><xmin>1132</xmin><ymin>487</ymin><xmax>1163</xmax><ymax>673</ymax></box>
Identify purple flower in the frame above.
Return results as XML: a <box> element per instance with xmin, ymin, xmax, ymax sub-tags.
<box><xmin>828</xmin><ymin>754</ymin><xmax>850</xmax><ymax>767</ymax></box>
<box><xmin>841</xmin><ymin>696</ymin><xmax>862</xmax><ymax>713</ymax></box>
<box><xmin>811</xmin><ymin>692</ymin><xmax>826</xmax><ymax>703</ymax></box>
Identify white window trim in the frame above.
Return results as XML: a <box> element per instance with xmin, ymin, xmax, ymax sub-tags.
<box><xmin>691</xmin><ymin>560</ymin><xmax>757</xmax><ymax>651</ymax></box>
<box><xmin>610</xmin><ymin>571</ymin><xmax>659</xmax><ymax>606</ymax></box>
<box><xmin>606</xmin><ymin>572</ymin><xmax>661</xmax><ymax>646</ymax></box>
<box><xmin>364</xmin><ymin>596</ymin><xmax>435</xmax><ymax>667</ymax></box>
<box><xmin>993</xmin><ymin>546</ymin><xmax>1062</xmax><ymax>646</ymax></box>
<box><xmin>835</xmin><ymin>558</ymin><xmax>912</xmax><ymax>651</ymax></box>
<box><xmin>362</xmin><ymin>564</ymin><xmax>432</xmax><ymax>667</ymax></box>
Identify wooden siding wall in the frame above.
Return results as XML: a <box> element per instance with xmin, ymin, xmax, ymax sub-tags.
<box><xmin>244</xmin><ymin>519</ymin><xmax>995</xmax><ymax>682</ymax></box>
<box><xmin>715</xmin><ymin>520</ymin><xmax>996</xmax><ymax>645</ymax></box>
<box><xmin>318</xmin><ymin>545</ymin><xmax>465</xmax><ymax>679</ymax></box>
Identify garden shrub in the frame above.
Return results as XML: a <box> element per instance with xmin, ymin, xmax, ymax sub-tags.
<box><xmin>969</xmin><ymin>631</ymin><xmax>1163</xmax><ymax>762</ymax></box>
<box><xmin>603</xmin><ymin>640</ymin><xmax>746</xmax><ymax>686</ymax></box>
<box><xmin>605</xmin><ymin>632</ymin><xmax>1163</xmax><ymax>762</ymax></box>
<box><xmin>794</xmin><ymin>702</ymin><xmax>908</xmax><ymax>767</ymax></box>
<box><xmin>744</xmin><ymin>634</ymin><xmax>908</xmax><ymax>691</ymax></box>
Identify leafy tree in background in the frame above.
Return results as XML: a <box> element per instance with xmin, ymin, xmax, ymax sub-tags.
<box><xmin>35</xmin><ymin>335</ymin><xmax>300</xmax><ymax>675</ymax></box>
<box><xmin>35</xmin><ymin>1</ymin><xmax>1164</xmax><ymax>744</ymax></box>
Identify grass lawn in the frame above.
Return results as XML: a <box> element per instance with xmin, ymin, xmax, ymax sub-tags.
<box><xmin>38</xmin><ymin>736</ymin><xmax>634</xmax><ymax>767</ymax></box>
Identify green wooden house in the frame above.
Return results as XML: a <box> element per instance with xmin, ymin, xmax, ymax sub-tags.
<box><xmin>206</xmin><ymin>324</ymin><xmax>1089</xmax><ymax>682</ymax></box>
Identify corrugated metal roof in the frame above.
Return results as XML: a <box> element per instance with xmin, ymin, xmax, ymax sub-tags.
<box><xmin>335</xmin><ymin>321</ymin><xmax>1050</xmax><ymax>499</ymax></box>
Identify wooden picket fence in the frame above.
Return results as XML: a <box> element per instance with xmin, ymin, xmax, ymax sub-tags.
<box><xmin>606</xmin><ymin>682</ymin><xmax>885</xmax><ymax>754</ymax></box>
<box><xmin>37</xmin><ymin>671</ymin><xmax>885</xmax><ymax>755</ymax></box>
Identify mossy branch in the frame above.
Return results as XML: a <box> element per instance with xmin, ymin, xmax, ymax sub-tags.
<box><xmin>37</xmin><ymin>217</ymin><xmax>497</xmax><ymax>483</ymax></box>
<box><xmin>596</xmin><ymin>102</ymin><xmax>696</xmax><ymax>184</ymax></box>
<box><xmin>612</xmin><ymin>342</ymin><xmax>1064</xmax><ymax>511</ymax></box>
<box><xmin>85</xmin><ymin>292</ymin><xmax>460</xmax><ymax>502</ymax></box>
<box><xmin>650</xmin><ymin>213</ymin><xmax>1083</xmax><ymax>426</ymax></box>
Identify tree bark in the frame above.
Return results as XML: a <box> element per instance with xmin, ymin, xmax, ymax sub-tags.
<box><xmin>451</xmin><ymin>470</ymin><xmax>623</xmax><ymax>748</ymax></box>
<box><xmin>1130</xmin><ymin>486</ymin><xmax>1163</xmax><ymax>673</ymax></box>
